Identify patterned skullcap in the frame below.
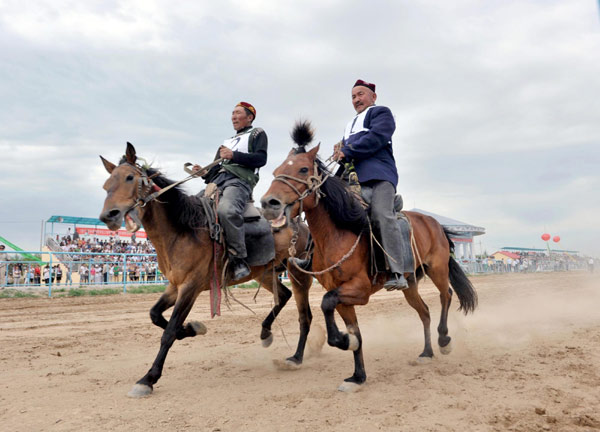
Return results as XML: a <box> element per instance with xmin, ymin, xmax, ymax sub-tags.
<box><xmin>236</xmin><ymin>101</ymin><xmax>256</xmax><ymax>118</ymax></box>
<box><xmin>353</xmin><ymin>79</ymin><xmax>376</xmax><ymax>93</ymax></box>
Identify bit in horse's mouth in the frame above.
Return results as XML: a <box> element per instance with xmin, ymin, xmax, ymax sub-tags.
<box><xmin>125</xmin><ymin>211</ymin><xmax>141</xmax><ymax>233</ymax></box>
<box><xmin>269</xmin><ymin>204</ymin><xmax>291</xmax><ymax>229</ymax></box>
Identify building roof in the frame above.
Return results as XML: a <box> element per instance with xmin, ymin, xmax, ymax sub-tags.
<box><xmin>409</xmin><ymin>208</ymin><xmax>485</xmax><ymax>236</ymax></box>
<box><xmin>492</xmin><ymin>250</ymin><xmax>520</xmax><ymax>259</ymax></box>
<box><xmin>46</xmin><ymin>215</ymin><xmax>125</xmax><ymax>227</ymax></box>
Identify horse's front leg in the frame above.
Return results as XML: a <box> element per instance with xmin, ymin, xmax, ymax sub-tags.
<box><xmin>128</xmin><ymin>283</ymin><xmax>203</xmax><ymax>398</ymax></box>
<box><xmin>321</xmin><ymin>281</ymin><xmax>369</xmax><ymax>391</ymax></box>
<box><xmin>150</xmin><ymin>284</ymin><xmax>207</xmax><ymax>340</ymax></box>
<box><xmin>259</xmin><ymin>276</ymin><xmax>292</xmax><ymax>348</ymax></box>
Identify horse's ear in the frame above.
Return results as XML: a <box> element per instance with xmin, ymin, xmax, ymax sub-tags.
<box><xmin>307</xmin><ymin>142</ymin><xmax>320</xmax><ymax>159</ymax></box>
<box><xmin>125</xmin><ymin>142</ymin><xmax>137</xmax><ymax>165</ymax></box>
<box><xmin>100</xmin><ymin>156</ymin><xmax>116</xmax><ymax>174</ymax></box>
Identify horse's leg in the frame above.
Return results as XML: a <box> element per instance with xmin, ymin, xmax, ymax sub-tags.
<box><xmin>149</xmin><ymin>284</ymin><xmax>177</xmax><ymax>329</ymax></box>
<box><xmin>426</xmin><ymin>264</ymin><xmax>453</xmax><ymax>354</ymax></box>
<box><xmin>259</xmin><ymin>273</ymin><xmax>292</xmax><ymax>348</ymax></box>
<box><xmin>129</xmin><ymin>283</ymin><xmax>202</xmax><ymax>398</ymax></box>
<box><xmin>335</xmin><ymin>304</ymin><xmax>366</xmax><ymax>392</ymax></box>
<box><xmin>149</xmin><ymin>283</ymin><xmax>207</xmax><ymax>340</ymax></box>
<box><xmin>401</xmin><ymin>275</ymin><xmax>434</xmax><ymax>362</ymax></box>
<box><xmin>321</xmin><ymin>283</ymin><xmax>369</xmax><ymax>390</ymax></box>
<box><xmin>283</xmin><ymin>265</ymin><xmax>313</xmax><ymax>366</ymax></box>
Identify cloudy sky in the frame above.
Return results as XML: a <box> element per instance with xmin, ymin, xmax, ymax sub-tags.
<box><xmin>1</xmin><ymin>0</ymin><xmax>599</xmax><ymax>257</ymax></box>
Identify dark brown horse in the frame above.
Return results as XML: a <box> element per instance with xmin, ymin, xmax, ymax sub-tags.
<box><xmin>261</xmin><ymin>122</ymin><xmax>477</xmax><ymax>392</ymax></box>
<box><xmin>99</xmin><ymin>143</ymin><xmax>314</xmax><ymax>397</ymax></box>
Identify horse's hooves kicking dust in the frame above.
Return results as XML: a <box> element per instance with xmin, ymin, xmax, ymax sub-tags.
<box><xmin>128</xmin><ymin>384</ymin><xmax>153</xmax><ymax>398</ymax></box>
<box><xmin>439</xmin><ymin>340</ymin><xmax>453</xmax><ymax>355</ymax></box>
<box><xmin>338</xmin><ymin>381</ymin><xmax>362</xmax><ymax>393</ymax></box>
<box><xmin>261</xmin><ymin>333</ymin><xmax>274</xmax><ymax>348</ymax></box>
<box><xmin>272</xmin><ymin>358</ymin><xmax>301</xmax><ymax>370</ymax></box>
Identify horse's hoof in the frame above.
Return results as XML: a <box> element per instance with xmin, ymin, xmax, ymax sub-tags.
<box><xmin>127</xmin><ymin>384</ymin><xmax>153</xmax><ymax>398</ymax></box>
<box><xmin>261</xmin><ymin>333</ymin><xmax>273</xmax><ymax>348</ymax></box>
<box><xmin>416</xmin><ymin>356</ymin><xmax>433</xmax><ymax>365</ymax></box>
<box><xmin>439</xmin><ymin>340</ymin><xmax>453</xmax><ymax>355</ymax></box>
<box><xmin>190</xmin><ymin>321</ymin><xmax>207</xmax><ymax>336</ymax></box>
<box><xmin>343</xmin><ymin>332</ymin><xmax>360</xmax><ymax>351</ymax></box>
<box><xmin>272</xmin><ymin>358</ymin><xmax>301</xmax><ymax>370</ymax></box>
<box><xmin>338</xmin><ymin>381</ymin><xmax>362</xmax><ymax>393</ymax></box>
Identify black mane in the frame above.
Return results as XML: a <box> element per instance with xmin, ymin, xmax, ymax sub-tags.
<box><xmin>144</xmin><ymin>167</ymin><xmax>208</xmax><ymax>233</ymax></box>
<box><xmin>314</xmin><ymin>159</ymin><xmax>368</xmax><ymax>235</ymax></box>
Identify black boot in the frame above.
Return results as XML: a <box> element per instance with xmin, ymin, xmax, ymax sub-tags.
<box><xmin>383</xmin><ymin>273</ymin><xmax>409</xmax><ymax>291</ymax></box>
<box><xmin>231</xmin><ymin>258</ymin><xmax>250</xmax><ymax>280</ymax></box>
<box><xmin>290</xmin><ymin>255</ymin><xmax>312</xmax><ymax>271</ymax></box>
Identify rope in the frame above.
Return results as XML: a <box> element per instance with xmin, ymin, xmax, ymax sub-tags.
<box><xmin>407</xmin><ymin>214</ymin><xmax>427</xmax><ymax>281</ymax></box>
<box><xmin>291</xmin><ymin>231</ymin><xmax>363</xmax><ymax>276</ymax></box>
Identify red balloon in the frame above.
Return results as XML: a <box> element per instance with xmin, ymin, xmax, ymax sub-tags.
<box><xmin>553</xmin><ymin>236</ymin><xmax>560</xmax><ymax>243</ymax></box>
<box><xmin>541</xmin><ymin>233</ymin><xmax>550</xmax><ymax>241</ymax></box>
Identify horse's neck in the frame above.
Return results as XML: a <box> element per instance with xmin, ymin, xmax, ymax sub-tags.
<box><xmin>140</xmin><ymin>202</ymin><xmax>180</xmax><ymax>258</ymax></box>
<box><xmin>304</xmin><ymin>203</ymin><xmax>344</xmax><ymax>249</ymax></box>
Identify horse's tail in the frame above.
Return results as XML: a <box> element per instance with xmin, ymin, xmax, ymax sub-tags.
<box><xmin>444</xmin><ymin>229</ymin><xmax>478</xmax><ymax>314</ymax></box>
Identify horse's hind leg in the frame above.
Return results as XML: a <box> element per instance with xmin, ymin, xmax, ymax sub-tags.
<box><xmin>285</xmin><ymin>265</ymin><xmax>313</xmax><ymax>366</ymax></box>
<box><xmin>402</xmin><ymin>276</ymin><xmax>434</xmax><ymax>362</ymax></box>
<box><xmin>426</xmin><ymin>266</ymin><xmax>453</xmax><ymax>354</ymax></box>
<box><xmin>129</xmin><ymin>283</ymin><xmax>202</xmax><ymax>398</ymax></box>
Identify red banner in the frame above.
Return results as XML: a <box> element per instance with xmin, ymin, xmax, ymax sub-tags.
<box><xmin>75</xmin><ymin>227</ymin><xmax>147</xmax><ymax>239</ymax></box>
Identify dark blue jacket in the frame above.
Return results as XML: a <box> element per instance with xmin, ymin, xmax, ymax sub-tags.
<box><xmin>341</xmin><ymin>105</ymin><xmax>398</xmax><ymax>188</ymax></box>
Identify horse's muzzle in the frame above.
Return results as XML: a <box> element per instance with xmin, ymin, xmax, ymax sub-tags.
<box><xmin>99</xmin><ymin>208</ymin><xmax>123</xmax><ymax>231</ymax></box>
<box><xmin>260</xmin><ymin>195</ymin><xmax>283</xmax><ymax>220</ymax></box>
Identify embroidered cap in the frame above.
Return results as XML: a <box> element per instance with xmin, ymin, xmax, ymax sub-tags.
<box><xmin>353</xmin><ymin>79</ymin><xmax>376</xmax><ymax>93</ymax></box>
<box><xmin>236</xmin><ymin>101</ymin><xmax>256</xmax><ymax>118</ymax></box>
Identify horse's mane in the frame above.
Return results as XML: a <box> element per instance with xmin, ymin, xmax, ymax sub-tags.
<box><xmin>119</xmin><ymin>157</ymin><xmax>207</xmax><ymax>233</ymax></box>
<box><xmin>291</xmin><ymin>121</ymin><xmax>368</xmax><ymax>235</ymax></box>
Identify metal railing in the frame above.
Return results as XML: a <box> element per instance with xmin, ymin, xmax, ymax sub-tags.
<box><xmin>1</xmin><ymin>250</ymin><xmax>166</xmax><ymax>297</ymax></box>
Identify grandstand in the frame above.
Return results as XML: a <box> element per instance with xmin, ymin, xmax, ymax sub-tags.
<box><xmin>410</xmin><ymin>208</ymin><xmax>485</xmax><ymax>261</ymax></box>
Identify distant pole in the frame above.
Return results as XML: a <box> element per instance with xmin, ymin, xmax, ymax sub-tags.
<box><xmin>40</xmin><ymin>219</ymin><xmax>44</xmax><ymax>250</ymax></box>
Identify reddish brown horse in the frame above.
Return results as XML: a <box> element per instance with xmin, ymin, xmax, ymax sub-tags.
<box><xmin>261</xmin><ymin>122</ymin><xmax>477</xmax><ymax>391</ymax></box>
<box><xmin>99</xmin><ymin>143</ymin><xmax>313</xmax><ymax>397</ymax></box>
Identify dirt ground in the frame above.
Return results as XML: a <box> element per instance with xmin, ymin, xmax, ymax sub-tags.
<box><xmin>1</xmin><ymin>271</ymin><xmax>599</xmax><ymax>432</ymax></box>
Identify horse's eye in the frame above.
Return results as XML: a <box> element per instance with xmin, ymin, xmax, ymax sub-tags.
<box><xmin>126</xmin><ymin>174</ymin><xmax>134</xmax><ymax>182</ymax></box>
<box><xmin>299</xmin><ymin>167</ymin><xmax>309</xmax><ymax>174</ymax></box>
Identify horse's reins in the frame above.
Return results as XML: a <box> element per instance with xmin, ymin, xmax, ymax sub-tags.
<box><xmin>124</xmin><ymin>158</ymin><xmax>224</xmax><ymax>215</ymax></box>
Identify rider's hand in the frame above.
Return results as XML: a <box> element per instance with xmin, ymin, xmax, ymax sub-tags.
<box><xmin>192</xmin><ymin>164</ymin><xmax>201</xmax><ymax>172</ymax></box>
<box><xmin>219</xmin><ymin>146</ymin><xmax>234</xmax><ymax>160</ymax></box>
<box><xmin>333</xmin><ymin>145</ymin><xmax>345</xmax><ymax>161</ymax></box>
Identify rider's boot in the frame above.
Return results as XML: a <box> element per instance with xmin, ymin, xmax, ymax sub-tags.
<box><xmin>383</xmin><ymin>272</ymin><xmax>409</xmax><ymax>291</ymax></box>
<box><xmin>231</xmin><ymin>257</ymin><xmax>251</xmax><ymax>280</ymax></box>
<box><xmin>290</xmin><ymin>255</ymin><xmax>312</xmax><ymax>272</ymax></box>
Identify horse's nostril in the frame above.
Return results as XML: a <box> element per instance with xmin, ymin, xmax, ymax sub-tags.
<box><xmin>268</xmin><ymin>199</ymin><xmax>281</xmax><ymax>207</ymax></box>
<box><xmin>108</xmin><ymin>209</ymin><xmax>120</xmax><ymax>218</ymax></box>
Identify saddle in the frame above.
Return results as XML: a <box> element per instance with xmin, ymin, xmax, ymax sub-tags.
<box><xmin>198</xmin><ymin>184</ymin><xmax>275</xmax><ymax>267</ymax></box>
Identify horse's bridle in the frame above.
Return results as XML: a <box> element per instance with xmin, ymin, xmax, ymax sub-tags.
<box><xmin>272</xmin><ymin>161</ymin><xmax>330</xmax><ymax>209</ymax></box>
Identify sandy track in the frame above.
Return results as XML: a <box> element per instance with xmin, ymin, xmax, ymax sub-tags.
<box><xmin>1</xmin><ymin>272</ymin><xmax>599</xmax><ymax>431</ymax></box>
